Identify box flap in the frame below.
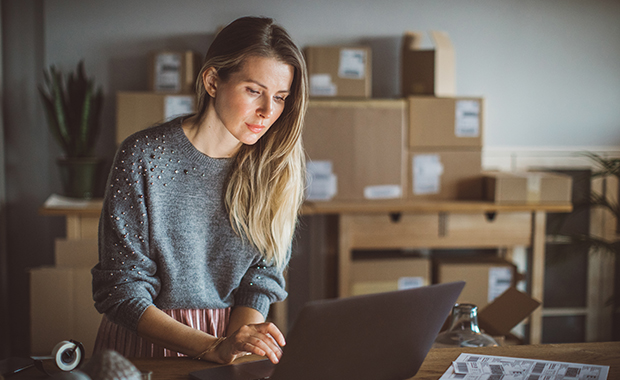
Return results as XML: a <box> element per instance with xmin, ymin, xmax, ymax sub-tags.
<box><xmin>403</xmin><ymin>31</ymin><xmax>424</xmax><ymax>50</ymax></box>
<box><xmin>478</xmin><ymin>287</ymin><xmax>541</xmax><ymax>336</ymax></box>
<box><xmin>429</xmin><ymin>30</ymin><xmax>453</xmax><ymax>52</ymax></box>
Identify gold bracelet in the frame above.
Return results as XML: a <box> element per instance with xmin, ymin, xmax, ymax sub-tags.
<box><xmin>193</xmin><ymin>337</ymin><xmax>226</xmax><ymax>360</ymax></box>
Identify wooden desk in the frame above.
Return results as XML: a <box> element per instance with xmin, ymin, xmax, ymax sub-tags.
<box><xmin>11</xmin><ymin>342</ymin><xmax>618</xmax><ymax>379</ymax></box>
<box><xmin>302</xmin><ymin>200</ymin><xmax>572</xmax><ymax>345</ymax></box>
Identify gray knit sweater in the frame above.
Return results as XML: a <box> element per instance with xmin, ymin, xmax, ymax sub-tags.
<box><xmin>92</xmin><ymin>117</ymin><xmax>288</xmax><ymax>332</ymax></box>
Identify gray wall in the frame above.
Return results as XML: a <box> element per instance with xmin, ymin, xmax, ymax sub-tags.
<box><xmin>1</xmin><ymin>0</ymin><xmax>619</xmax><ymax>356</ymax></box>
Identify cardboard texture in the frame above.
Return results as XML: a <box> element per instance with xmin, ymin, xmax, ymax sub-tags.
<box><xmin>116</xmin><ymin>91</ymin><xmax>195</xmax><ymax>145</ymax></box>
<box><xmin>484</xmin><ymin>171</ymin><xmax>573</xmax><ymax>204</ymax></box>
<box><xmin>148</xmin><ymin>50</ymin><xmax>202</xmax><ymax>93</ymax></box>
<box><xmin>408</xmin><ymin>96</ymin><xmax>484</xmax><ymax>149</ymax></box>
<box><xmin>30</xmin><ymin>267</ymin><xmax>101</xmax><ymax>356</ymax></box>
<box><xmin>433</xmin><ymin>256</ymin><xmax>517</xmax><ymax>309</ymax></box>
<box><xmin>305</xmin><ymin>46</ymin><xmax>372</xmax><ymax>98</ymax></box>
<box><xmin>55</xmin><ymin>239</ymin><xmax>98</xmax><ymax>268</ymax></box>
<box><xmin>407</xmin><ymin>149</ymin><xmax>482</xmax><ymax>201</ymax></box>
<box><xmin>351</xmin><ymin>257</ymin><xmax>430</xmax><ymax>296</ymax></box>
<box><xmin>478</xmin><ymin>287</ymin><xmax>541</xmax><ymax>337</ymax></box>
<box><xmin>401</xmin><ymin>31</ymin><xmax>455</xmax><ymax>96</ymax></box>
<box><xmin>304</xmin><ymin>99</ymin><xmax>406</xmax><ymax>201</ymax></box>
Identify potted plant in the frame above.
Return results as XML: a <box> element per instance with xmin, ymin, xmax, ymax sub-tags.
<box><xmin>38</xmin><ymin>60</ymin><xmax>103</xmax><ymax>199</ymax></box>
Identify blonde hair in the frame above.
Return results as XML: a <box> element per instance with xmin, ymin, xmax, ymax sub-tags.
<box><xmin>194</xmin><ymin>16</ymin><xmax>308</xmax><ymax>268</ymax></box>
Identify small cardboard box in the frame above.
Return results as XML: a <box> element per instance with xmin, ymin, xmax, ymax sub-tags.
<box><xmin>433</xmin><ymin>256</ymin><xmax>517</xmax><ymax>309</ymax></box>
<box><xmin>304</xmin><ymin>99</ymin><xmax>406</xmax><ymax>201</ymax></box>
<box><xmin>148</xmin><ymin>50</ymin><xmax>202</xmax><ymax>93</ymax></box>
<box><xmin>408</xmin><ymin>96</ymin><xmax>484</xmax><ymax>149</ymax></box>
<box><xmin>29</xmin><ymin>267</ymin><xmax>102</xmax><ymax>356</ymax></box>
<box><xmin>407</xmin><ymin>149</ymin><xmax>482</xmax><ymax>201</ymax></box>
<box><xmin>305</xmin><ymin>46</ymin><xmax>372</xmax><ymax>98</ymax></box>
<box><xmin>351</xmin><ymin>257</ymin><xmax>431</xmax><ymax>296</ymax></box>
<box><xmin>55</xmin><ymin>239</ymin><xmax>98</xmax><ymax>268</ymax></box>
<box><xmin>484</xmin><ymin>171</ymin><xmax>573</xmax><ymax>204</ymax></box>
<box><xmin>116</xmin><ymin>91</ymin><xmax>195</xmax><ymax>145</ymax></box>
<box><xmin>401</xmin><ymin>31</ymin><xmax>455</xmax><ymax>97</ymax></box>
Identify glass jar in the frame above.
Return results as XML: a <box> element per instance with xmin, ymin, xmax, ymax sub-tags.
<box><xmin>433</xmin><ymin>303</ymin><xmax>499</xmax><ymax>348</ymax></box>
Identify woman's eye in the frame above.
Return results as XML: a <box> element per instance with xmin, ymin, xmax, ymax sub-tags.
<box><xmin>247</xmin><ymin>87</ymin><xmax>260</xmax><ymax>95</ymax></box>
<box><xmin>275</xmin><ymin>95</ymin><xmax>287</xmax><ymax>102</ymax></box>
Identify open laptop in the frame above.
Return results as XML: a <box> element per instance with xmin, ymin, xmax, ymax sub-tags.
<box><xmin>189</xmin><ymin>281</ymin><xmax>465</xmax><ymax>380</ymax></box>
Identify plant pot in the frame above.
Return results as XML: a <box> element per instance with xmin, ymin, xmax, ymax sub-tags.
<box><xmin>57</xmin><ymin>157</ymin><xmax>102</xmax><ymax>199</ymax></box>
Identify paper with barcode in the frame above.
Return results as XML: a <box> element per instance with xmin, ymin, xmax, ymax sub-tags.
<box><xmin>439</xmin><ymin>353</ymin><xmax>609</xmax><ymax>380</ymax></box>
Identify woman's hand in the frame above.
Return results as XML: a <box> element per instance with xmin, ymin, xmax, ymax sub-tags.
<box><xmin>209</xmin><ymin>322</ymin><xmax>286</xmax><ymax>364</ymax></box>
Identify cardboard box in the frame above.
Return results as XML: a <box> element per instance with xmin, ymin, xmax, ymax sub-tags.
<box><xmin>304</xmin><ymin>99</ymin><xmax>406</xmax><ymax>201</ymax></box>
<box><xmin>433</xmin><ymin>256</ymin><xmax>517</xmax><ymax>309</ymax></box>
<box><xmin>407</xmin><ymin>149</ymin><xmax>482</xmax><ymax>201</ymax></box>
<box><xmin>408</xmin><ymin>96</ymin><xmax>484</xmax><ymax>149</ymax></box>
<box><xmin>401</xmin><ymin>31</ymin><xmax>455</xmax><ymax>96</ymax></box>
<box><xmin>305</xmin><ymin>46</ymin><xmax>372</xmax><ymax>98</ymax></box>
<box><xmin>484</xmin><ymin>171</ymin><xmax>573</xmax><ymax>204</ymax></box>
<box><xmin>55</xmin><ymin>239</ymin><xmax>98</xmax><ymax>268</ymax></box>
<box><xmin>148</xmin><ymin>50</ymin><xmax>202</xmax><ymax>93</ymax></box>
<box><xmin>116</xmin><ymin>91</ymin><xmax>195</xmax><ymax>145</ymax></box>
<box><xmin>351</xmin><ymin>257</ymin><xmax>430</xmax><ymax>296</ymax></box>
<box><xmin>30</xmin><ymin>267</ymin><xmax>102</xmax><ymax>356</ymax></box>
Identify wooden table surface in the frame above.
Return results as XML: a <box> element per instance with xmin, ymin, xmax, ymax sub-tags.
<box><xmin>10</xmin><ymin>342</ymin><xmax>619</xmax><ymax>379</ymax></box>
<box><xmin>129</xmin><ymin>341</ymin><xmax>620</xmax><ymax>380</ymax></box>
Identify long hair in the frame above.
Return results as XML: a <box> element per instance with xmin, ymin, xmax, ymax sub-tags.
<box><xmin>194</xmin><ymin>16</ymin><xmax>308</xmax><ymax>268</ymax></box>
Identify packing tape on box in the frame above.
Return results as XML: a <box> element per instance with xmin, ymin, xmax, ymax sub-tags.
<box><xmin>35</xmin><ymin>340</ymin><xmax>85</xmax><ymax>374</ymax></box>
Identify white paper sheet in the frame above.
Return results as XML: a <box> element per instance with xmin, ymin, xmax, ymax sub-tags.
<box><xmin>439</xmin><ymin>353</ymin><xmax>609</xmax><ymax>380</ymax></box>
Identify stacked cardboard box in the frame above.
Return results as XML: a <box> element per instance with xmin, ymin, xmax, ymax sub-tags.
<box><xmin>351</xmin><ymin>256</ymin><xmax>430</xmax><ymax>296</ymax></box>
<box><xmin>29</xmin><ymin>239</ymin><xmax>100</xmax><ymax>356</ymax></box>
<box><xmin>305</xmin><ymin>46</ymin><xmax>372</xmax><ymax>98</ymax></box>
<box><xmin>148</xmin><ymin>50</ymin><xmax>202</xmax><ymax>94</ymax></box>
<box><xmin>303</xmin><ymin>99</ymin><xmax>406</xmax><ymax>201</ymax></box>
<box><xmin>484</xmin><ymin>171</ymin><xmax>573</xmax><ymax>204</ymax></box>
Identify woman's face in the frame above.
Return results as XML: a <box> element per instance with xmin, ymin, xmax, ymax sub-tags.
<box><xmin>207</xmin><ymin>55</ymin><xmax>294</xmax><ymax>149</ymax></box>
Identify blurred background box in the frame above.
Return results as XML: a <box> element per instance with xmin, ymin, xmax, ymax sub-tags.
<box><xmin>408</xmin><ymin>96</ymin><xmax>484</xmax><ymax>149</ymax></box>
<box><xmin>401</xmin><ymin>31</ymin><xmax>455</xmax><ymax>97</ymax></box>
<box><xmin>148</xmin><ymin>50</ymin><xmax>202</xmax><ymax>93</ymax></box>
<box><xmin>304</xmin><ymin>99</ymin><xmax>406</xmax><ymax>201</ymax></box>
<box><xmin>351</xmin><ymin>255</ymin><xmax>430</xmax><ymax>296</ymax></box>
<box><xmin>484</xmin><ymin>171</ymin><xmax>573</xmax><ymax>204</ymax></box>
<box><xmin>305</xmin><ymin>46</ymin><xmax>372</xmax><ymax>98</ymax></box>
<box><xmin>116</xmin><ymin>91</ymin><xmax>195</xmax><ymax>145</ymax></box>
<box><xmin>407</xmin><ymin>149</ymin><xmax>482</xmax><ymax>201</ymax></box>
<box><xmin>433</xmin><ymin>255</ymin><xmax>517</xmax><ymax>309</ymax></box>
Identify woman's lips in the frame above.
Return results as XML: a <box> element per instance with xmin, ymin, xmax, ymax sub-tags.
<box><xmin>246</xmin><ymin>123</ymin><xmax>265</xmax><ymax>134</ymax></box>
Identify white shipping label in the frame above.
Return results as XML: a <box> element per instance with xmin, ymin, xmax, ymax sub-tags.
<box><xmin>413</xmin><ymin>154</ymin><xmax>444</xmax><ymax>195</ymax></box>
<box><xmin>398</xmin><ymin>277</ymin><xmax>425</xmax><ymax>290</ymax></box>
<box><xmin>164</xmin><ymin>96</ymin><xmax>194</xmax><ymax>120</ymax></box>
<box><xmin>310</xmin><ymin>74</ymin><xmax>337</xmax><ymax>96</ymax></box>
<box><xmin>155</xmin><ymin>53</ymin><xmax>182</xmax><ymax>92</ymax></box>
<box><xmin>455</xmin><ymin>100</ymin><xmax>480</xmax><ymax>138</ymax></box>
<box><xmin>364</xmin><ymin>185</ymin><xmax>402</xmax><ymax>200</ymax></box>
<box><xmin>338</xmin><ymin>49</ymin><xmax>366</xmax><ymax>79</ymax></box>
<box><xmin>526</xmin><ymin>174</ymin><xmax>542</xmax><ymax>202</ymax></box>
<box><xmin>305</xmin><ymin>161</ymin><xmax>337</xmax><ymax>201</ymax></box>
<box><xmin>488</xmin><ymin>267</ymin><xmax>513</xmax><ymax>302</ymax></box>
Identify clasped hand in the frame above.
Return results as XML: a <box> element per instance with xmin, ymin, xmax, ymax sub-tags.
<box><xmin>208</xmin><ymin>322</ymin><xmax>286</xmax><ymax>364</ymax></box>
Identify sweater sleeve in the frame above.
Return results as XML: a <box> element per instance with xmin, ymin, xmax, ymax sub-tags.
<box><xmin>233</xmin><ymin>247</ymin><xmax>291</xmax><ymax>318</ymax></box>
<box><xmin>91</xmin><ymin>140</ymin><xmax>160</xmax><ymax>332</ymax></box>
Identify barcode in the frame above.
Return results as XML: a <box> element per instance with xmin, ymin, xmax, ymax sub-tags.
<box><xmin>565</xmin><ymin>367</ymin><xmax>581</xmax><ymax>377</ymax></box>
<box><xmin>527</xmin><ymin>375</ymin><xmax>539</xmax><ymax>380</ymax></box>
<box><xmin>456</xmin><ymin>363</ymin><xmax>468</xmax><ymax>373</ymax></box>
<box><xmin>490</xmin><ymin>364</ymin><xmax>504</xmax><ymax>374</ymax></box>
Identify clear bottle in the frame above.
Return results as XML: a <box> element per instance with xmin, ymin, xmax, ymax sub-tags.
<box><xmin>433</xmin><ymin>303</ymin><xmax>499</xmax><ymax>348</ymax></box>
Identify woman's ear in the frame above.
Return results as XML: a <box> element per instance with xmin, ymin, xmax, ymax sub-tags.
<box><xmin>202</xmin><ymin>67</ymin><xmax>218</xmax><ymax>98</ymax></box>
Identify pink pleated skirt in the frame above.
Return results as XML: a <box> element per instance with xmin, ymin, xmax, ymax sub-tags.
<box><xmin>93</xmin><ymin>308</ymin><xmax>230</xmax><ymax>357</ymax></box>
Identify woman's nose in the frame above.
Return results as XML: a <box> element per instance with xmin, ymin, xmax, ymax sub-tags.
<box><xmin>257</xmin><ymin>98</ymin><xmax>274</xmax><ymax>119</ymax></box>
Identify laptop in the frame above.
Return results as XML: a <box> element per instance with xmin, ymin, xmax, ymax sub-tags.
<box><xmin>189</xmin><ymin>281</ymin><xmax>465</xmax><ymax>380</ymax></box>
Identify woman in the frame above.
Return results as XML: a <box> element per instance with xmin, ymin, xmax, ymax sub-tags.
<box><xmin>91</xmin><ymin>16</ymin><xmax>307</xmax><ymax>365</ymax></box>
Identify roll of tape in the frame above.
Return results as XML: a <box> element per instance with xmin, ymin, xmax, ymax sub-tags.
<box><xmin>52</xmin><ymin>340</ymin><xmax>84</xmax><ymax>372</ymax></box>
